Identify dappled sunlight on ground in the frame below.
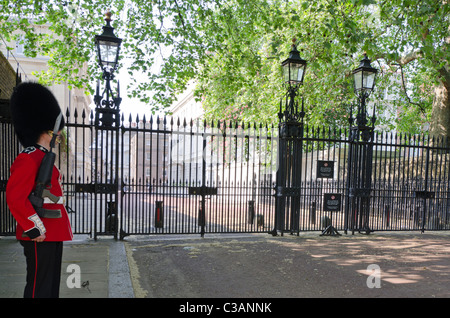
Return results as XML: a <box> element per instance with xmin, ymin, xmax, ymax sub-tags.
<box><xmin>126</xmin><ymin>232</ymin><xmax>449</xmax><ymax>297</ymax></box>
<box><xmin>270</xmin><ymin>232</ymin><xmax>450</xmax><ymax>294</ymax></box>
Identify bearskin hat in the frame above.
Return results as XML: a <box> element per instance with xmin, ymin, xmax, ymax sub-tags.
<box><xmin>10</xmin><ymin>82</ymin><xmax>65</xmax><ymax>147</ymax></box>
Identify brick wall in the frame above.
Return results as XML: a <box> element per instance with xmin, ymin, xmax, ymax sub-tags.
<box><xmin>0</xmin><ymin>51</ymin><xmax>20</xmax><ymax>231</ymax></box>
<box><xmin>0</xmin><ymin>51</ymin><xmax>19</xmax><ymax>119</ymax></box>
<box><xmin>0</xmin><ymin>51</ymin><xmax>17</xmax><ymax>99</ymax></box>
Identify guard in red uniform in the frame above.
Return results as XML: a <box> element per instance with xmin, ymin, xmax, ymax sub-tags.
<box><xmin>6</xmin><ymin>82</ymin><xmax>73</xmax><ymax>298</ymax></box>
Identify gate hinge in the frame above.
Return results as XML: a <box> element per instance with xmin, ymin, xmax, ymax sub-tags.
<box><xmin>414</xmin><ymin>191</ymin><xmax>435</xmax><ymax>199</ymax></box>
<box><xmin>275</xmin><ymin>186</ymin><xmax>301</xmax><ymax>197</ymax></box>
<box><xmin>75</xmin><ymin>183</ymin><xmax>118</xmax><ymax>194</ymax></box>
<box><xmin>0</xmin><ymin>180</ymin><xmax>6</xmax><ymax>192</ymax></box>
<box><xmin>188</xmin><ymin>186</ymin><xmax>218</xmax><ymax>196</ymax></box>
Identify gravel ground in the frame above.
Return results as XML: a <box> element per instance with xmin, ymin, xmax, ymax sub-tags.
<box><xmin>124</xmin><ymin>231</ymin><xmax>450</xmax><ymax>299</ymax></box>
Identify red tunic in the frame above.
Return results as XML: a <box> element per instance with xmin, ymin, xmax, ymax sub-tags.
<box><xmin>6</xmin><ymin>145</ymin><xmax>73</xmax><ymax>242</ymax></box>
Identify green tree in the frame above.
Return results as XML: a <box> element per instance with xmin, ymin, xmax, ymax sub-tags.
<box><xmin>197</xmin><ymin>0</ymin><xmax>449</xmax><ymax>137</ymax></box>
<box><xmin>1</xmin><ymin>0</ymin><xmax>448</xmax><ymax>136</ymax></box>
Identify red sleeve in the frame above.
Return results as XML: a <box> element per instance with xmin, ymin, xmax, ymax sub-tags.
<box><xmin>6</xmin><ymin>153</ymin><xmax>46</xmax><ymax>238</ymax></box>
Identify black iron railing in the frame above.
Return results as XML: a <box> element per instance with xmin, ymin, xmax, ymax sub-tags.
<box><xmin>1</xmin><ymin>110</ymin><xmax>449</xmax><ymax>238</ymax></box>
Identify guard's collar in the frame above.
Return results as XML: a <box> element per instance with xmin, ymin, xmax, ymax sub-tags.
<box><xmin>35</xmin><ymin>144</ymin><xmax>49</xmax><ymax>153</ymax></box>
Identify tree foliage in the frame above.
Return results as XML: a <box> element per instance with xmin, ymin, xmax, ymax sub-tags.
<box><xmin>1</xmin><ymin>0</ymin><xmax>448</xmax><ymax>133</ymax></box>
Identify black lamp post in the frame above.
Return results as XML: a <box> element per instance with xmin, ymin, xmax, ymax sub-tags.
<box><xmin>345</xmin><ymin>54</ymin><xmax>378</xmax><ymax>235</ymax></box>
<box><xmin>94</xmin><ymin>11</ymin><xmax>122</xmax><ymax>127</ymax></box>
<box><xmin>92</xmin><ymin>12</ymin><xmax>122</xmax><ymax>239</ymax></box>
<box><xmin>271</xmin><ymin>39</ymin><xmax>307</xmax><ymax>236</ymax></box>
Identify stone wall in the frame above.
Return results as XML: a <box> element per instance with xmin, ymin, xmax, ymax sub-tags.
<box><xmin>0</xmin><ymin>50</ymin><xmax>19</xmax><ymax>118</ymax></box>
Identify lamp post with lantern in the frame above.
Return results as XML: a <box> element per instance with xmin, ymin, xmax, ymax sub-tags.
<box><xmin>94</xmin><ymin>11</ymin><xmax>122</xmax><ymax>127</ymax></box>
<box><xmin>345</xmin><ymin>53</ymin><xmax>378</xmax><ymax>234</ymax></box>
<box><xmin>92</xmin><ymin>12</ymin><xmax>123</xmax><ymax>239</ymax></box>
<box><xmin>271</xmin><ymin>39</ymin><xmax>307</xmax><ymax>236</ymax></box>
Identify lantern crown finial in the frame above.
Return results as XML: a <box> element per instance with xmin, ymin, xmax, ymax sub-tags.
<box><xmin>292</xmin><ymin>37</ymin><xmax>297</xmax><ymax>47</ymax></box>
<box><xmin>105</xmin><ymin>11</ymin><xmax>112</xmax><ymax>21</ymax></box>
<box><xmin>357</xmin><ymin>53</ymin><xmax>374</xmax><ymax>70</ymax></box>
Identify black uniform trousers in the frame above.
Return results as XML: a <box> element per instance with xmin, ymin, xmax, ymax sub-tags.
<box><xmin>20</xmin><ymin>241</ymin><xmax>63</xmax><ymax>298</ymax></box>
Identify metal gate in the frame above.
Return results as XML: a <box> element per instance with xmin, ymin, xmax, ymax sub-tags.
<box><xmin>118</xmin><ymin>117</ymin><xmax>277</xmax><ymax>238</ymax></box>
<box><xmin>63</xmin><ymin>112</ymin><xmax>450</xmax><ymax>237</ymax></box>
<box><xmin>1</xmin><ymin>109</ymin><xmax>450</xmax><ymax>238</ymax></box>
<box><xmin>54</xmin><ymin>112</ymin><xmax>278</xmax><ymax>238</ymax></box>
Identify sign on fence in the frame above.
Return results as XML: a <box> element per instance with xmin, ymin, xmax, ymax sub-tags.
<box><xmin>323</xmin><ymin>193</ymin><xmax>341</xmax><ymax>211</ymax></box>
<box><xmin>317</xmin><ymin>160</ymin><xmax>334</xmax><ymax>178</ymax></box>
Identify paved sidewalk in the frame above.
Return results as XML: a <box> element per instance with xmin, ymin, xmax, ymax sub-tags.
<box><xmin>0</xmin><ymin>235</ymin><xmax>134</xmax><ymax>298</ymax></box>
<box><xmin>0</xmin><ymin>231</ymin><xmax>449</xmax><ymax>298</ymax></box>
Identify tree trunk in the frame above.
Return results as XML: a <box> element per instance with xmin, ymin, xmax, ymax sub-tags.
<box><xmin>430</xmin><ymin>73</ymin><xmax>450</xmax><ymax>141</ymax></box>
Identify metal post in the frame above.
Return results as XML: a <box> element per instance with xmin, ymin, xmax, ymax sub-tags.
<box><xmin>248</xmin><ymin>200</ymin><xmax>255</xmax><ymax>224</ymax></box>
<box><xmin>92</xmin><ymin>13</ymin><xmax>122</xmax><ymax>239</ymax></box>
<box><xmin>93</xmin><ymin>66</ymin><xmax>122</xmax><ymax>240</ymax></box>
<box><xmin>271</xmin><ymin>87</ymin><xmax>304</xmax><ymax>236</ymax></box>
<box><xmin>155</xmin><ymin>201</ymin><xmax>164</xmax><ymax>228</ymax></box>
<box><xmin>345</xmin><ymin>96</ymin><xmax>375</xmax><ymax>235</ymax></box>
